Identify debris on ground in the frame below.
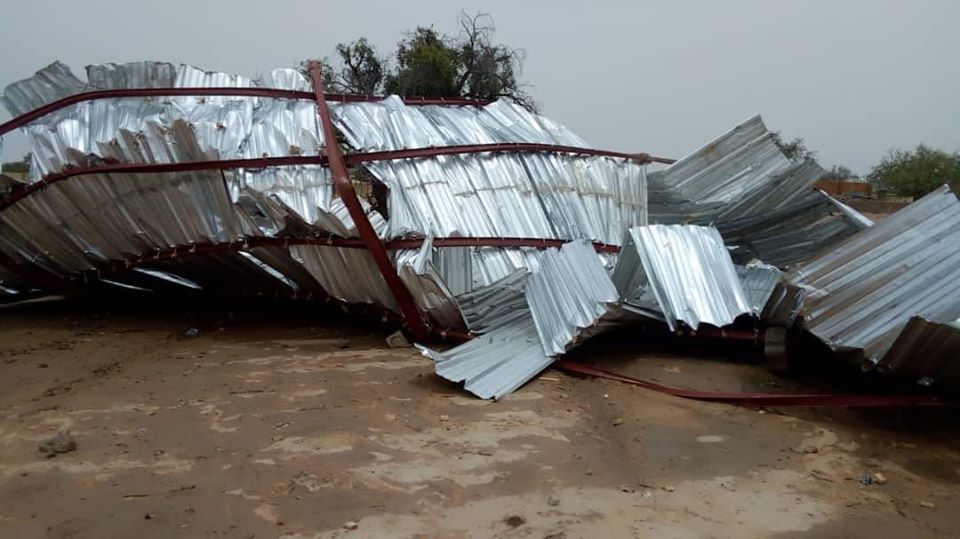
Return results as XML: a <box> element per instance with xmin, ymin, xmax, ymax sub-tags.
<box><xmin>38</xmin><ymin>430</ymin><xmax>76</xmax><ymax>458</ymax></box>
<box><xmin>503</xmin><ymin>515</ymin><xmax>526</xmax><ymax>528</ymax></box>
<box><xmin>384</xmin><ymin>331</ymin><xmax>409</xmax><ymax>349</ymax></box>
<box><xmin>343</xmin><ymin>520</ymin><xmax>358</xmax><ymax>530</ymax></box>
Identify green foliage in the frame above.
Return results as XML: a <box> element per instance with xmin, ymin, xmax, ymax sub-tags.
<box><xmin>330</xmin><ymin>38</ymin><xmax>385</xmax><ymax>95</ymax></box>
<box><xmin>868</xmin><ymin>145</ymin><xmax>960</xmax><ymax>198</ymax></box>
<box><xmin>384</xmin><ymin>27</ymin><xmax>459</xmax><ymax>97</ymax></box>
<box><xmin>317</xmin><ymin>12</ymin><xmax>533</xmax><ymax>107</ymax></box>
<box><xmin>770</xmin><ymin>131</ymin><xmax>816</xmax><ymax>162</ymax></box>
<box><xmin>822</xmin><ymin>165</ymin><xmax>857</xmax><ymax>182</ymax></box>
<box><xmin>1</xmin><ymin>154</ymin><xmax>30</xmax><ymax>174</ymax></box>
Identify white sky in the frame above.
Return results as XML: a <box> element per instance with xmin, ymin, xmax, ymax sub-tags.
<box><xmin>1</xmin><ymin>0</ymin><xmax>957</xmax><ymax>174</ymax></box>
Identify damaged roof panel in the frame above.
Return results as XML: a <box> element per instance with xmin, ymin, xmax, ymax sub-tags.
<box><xmin>767</xmin><ymin>185</ymin><xmax>960</xmax><ymax>363</ymax></box>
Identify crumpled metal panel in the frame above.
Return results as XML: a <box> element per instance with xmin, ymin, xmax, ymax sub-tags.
<box><xmin>332</xmin><ymin>96</ymin><xmax>587</xmax><ymax>151</ymax></box>
<box><xmin>650</xmin><ymin>115</ymin><xmax>792</xmax><ymax>210</ymax></box>
<box><xmin>418</xmin><ymin>313</ymin><xmax>553</xmax><ymax>400</ymax></box>
<box><xmin>289</xmin><ymin>244</ymin><xmax>399</xmax><ymax>312</ymax></box>
<box><xmin>334</xmin><ymin>96</ymin><xmax>645</xmax><ymax>242</ymax></box>
<box><xmin>456</xmin><ymin>269</ymin><xmax>528</xmax><ymax>334</ymax></box>
<box><xmin>767</xmin><ymin>185</ymin><xmax>960</xmax><ymax>363</ymax></box>
<box><xmin>6</xmin><ymin>62</ymin><xmax>323</xmax><ymax>183</ymax></box>
<box><xmin>736</xmin><ymin>263</ymin><xmax>782</xmax><ymax>315</ymax></box>
<box><xmin>646</xmin><ymin>115</ymin><xmax>871</xmax><ymax>269</ymax></box>
<box><xmin>876</xmin><ymin>317</ymin><xmax>960</xmax><ymax>390</ymax></box>
<box><xmin>613</xmin><ymin>225</ymin><xmax>751</xmax><ymax>331</ymax></box>
<box><xmin>716</xmin><ymin>189</ymin><xmax>870</xmax><ymax>269</ymax></box>
<box><xmin>86</xmin><ymin>61</ymin><xmax>177</xmax><ymax>89</ymax></box>
<box><xmin>0</xmin><ymin>170</ymin><xmax>257</xmax><ymax>275</ymax></box>
<box><xmin>0</xmin><ymin>61</ymin><xmax>87</xmax><ymax>116</ymax></box>
<box><xmin>255</xmin><ymin>68</ymin><xmax>312</xmax><ymax>92</ymax></box>
<box><xmin>363</xmin><ymin>153</ymin><xmax>645</xmax><ymax>242</ymax></box>
<box><xmin>526</xmin><ymin>240</ymin><xmax>620</xmax><ymax>356</ymax></box>
<box><xmin>396</xmin><ymin>238</ymin><xmax>466</xmax><ymax>329</ymax></box>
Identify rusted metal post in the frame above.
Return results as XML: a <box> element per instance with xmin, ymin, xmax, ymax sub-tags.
<box><xmin>306</xmin><ymin>61</ymin><xmax>430</xmax><ymax>341</ymax></box>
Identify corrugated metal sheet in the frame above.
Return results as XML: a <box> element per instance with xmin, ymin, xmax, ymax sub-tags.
<box><xmin>736</xmin><ymin>263</ymin><xmax>781</xmax><ymax>315</ymax></box>
<box><xmin>716</xmin><ymin>189</ymin><xmax>870</xmax><ymax>269</ymax></box>
<box><xmin>613</xmin><ymin>225</ymin><xmax>750</xmax><ymax>331</ymax></box>
<box><xmin>455</xmin><ymin>269</ymin><xmax>528</xmax><ymax>334</ymax></box>
<box><xmin>0</xmin><ymin>61</ymin><xmax>87</xmax><ymax>116</ymax></box>
<box><xmin>396</xmin><ymin>238</ymin><xmax>465</xmax><ymax>329</ymax></box>
<box><xmin>333</xmin><ymin>96</ymin><xmax>647</xmax><ymax>243</ymax></box>
<box><xmin>87</xmin><ymin>61</ymin><xmax>177</xmax><ymax>89</ymax></box>
<box><xmin>876</xmin><ymin>317</ymin><xmax>960</xmax><ymax>390</ymax></box>
<box><xmin>647</xmin><ymin>115</ymin><xmax>870</xmax><ymax>269</ymax></box>
<box><xmin>418</xmin><ymin>314</ymin><xmax>552</xmax><ymax>400</ymax></box>
<box><xmin>766</xmin><ymin>186</ymin><xmax>960</xmax><ymax>364</ymax></box>
<box><xmin>526</xmin><ymin>240</ymin><xmax>621</xmax><ymax>356</ymax></box>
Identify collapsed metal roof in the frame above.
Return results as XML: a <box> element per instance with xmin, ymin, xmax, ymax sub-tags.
<box><xmin>6</xmin><ymin>59</ymin><xmax>944</xmax><ymax>399</ymax></box>
<box><xmin>764</xmin><ymin>185</ymin><xmax>960</xmax><ymax>389</ymax></box>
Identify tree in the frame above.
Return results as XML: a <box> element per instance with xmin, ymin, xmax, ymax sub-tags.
<box><xmin>868</xmin><ymin>145</ymin><xmax>960</xmax><ymax>198</ymax></box>
<box><xmin>316</xmin><ymin>12</ymin><xmax>534</xmax><ymax>107</ymax></box>
<box><xmin>770</xmin><ymin>131</ymin><xmax>816</xmax><ymax>162</ymax></box>
<box><xmin>452</xmin><ymin>12</ymin><xmax>528</xmax><ymax>105</ymax></box>
<box><xmin>1</xmin><ymin>154</ymin><xmax>30</xmax><ymax>174</ymax></box>
<box><xmin>822</xmin><ymin>165</ymin><xmax>857</xmax><ymax>182</ymax></box>
<box><xmin>383</xmin><ymin>26</ymin><xmax>459</xmax><ymax>97</ymax></box>
<box><xmin>326</xmin><ymin>38</ymin><xmax>386</xmax><ymax>95</ymax></box>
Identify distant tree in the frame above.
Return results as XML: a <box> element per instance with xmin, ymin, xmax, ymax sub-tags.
<box><xmin>383</xmin><ymin>26</ymin><xmax>459</xmax><ymax>98</ymax></box>
<box><xmin>327</xmin><ymin>38</ymin><xmax>386</xmax><ymax>95</ymax></box>
<box><xmin>452</xmin><ymin>12</ymin><xmax>529</xmax><ymax>106</ymax></box>
<box><xmin>770</xmin><ymin>131</ymin><xmax>816</xmax><ymax>162</ymax></box>
<box><xmin>821</xmin><ymin>165</ymin><xmax>858</xmax><ymax>182</ymax></box>
<box><xmin>310</xmin><ymin>12</ymin><xmax>533</xmax><ymax>108</ymax></box>
<box><xmin>868</xmin><ymin>145</ymin><xmax>960</xmax><ymax>198</ymax></box>
<box><xmin>1</xmin><ymin>154</ymin><xmax>30</xmax><ymax>174</ymax></box>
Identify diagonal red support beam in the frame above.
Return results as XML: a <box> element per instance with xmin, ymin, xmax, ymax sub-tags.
<box><xmin>307</xmin><ymin>61</ymin><xmax>430</xmax><ymax>341</ymax></box>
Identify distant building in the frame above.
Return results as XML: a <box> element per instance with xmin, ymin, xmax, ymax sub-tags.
<box><xmin>814</xmin><ymin>179</ymin><xmax>872</xmax><ymax>198</ymax></box>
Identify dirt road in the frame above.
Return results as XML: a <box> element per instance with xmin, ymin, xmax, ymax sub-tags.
<box><xmin>0</xmin><ymin>299</ymin><xmax>957</xmax><ymax>538</ymax></box>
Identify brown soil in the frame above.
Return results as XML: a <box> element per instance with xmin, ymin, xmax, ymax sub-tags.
<box><xmin>0</xmin><ymin>299</ymin><xmax>958</xmax><ymax>538</ymax></box>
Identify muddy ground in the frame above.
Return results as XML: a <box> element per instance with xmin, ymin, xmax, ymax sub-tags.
<box><xmin>0</xmin><ymin>299</ymin><xmax>958</xmax><ymax>538</ymax></box>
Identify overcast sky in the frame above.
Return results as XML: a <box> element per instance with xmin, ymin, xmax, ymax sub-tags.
<box><xmin>1</xmin><ymin>0</ymin><xmax>957</xmax><ymax>174</ymax></box>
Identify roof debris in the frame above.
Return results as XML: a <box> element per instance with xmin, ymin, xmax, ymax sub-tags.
<box><xmin>1</xmin><ymin>60</ymin><xmax>953</xmax><ymax>399</ymax></box>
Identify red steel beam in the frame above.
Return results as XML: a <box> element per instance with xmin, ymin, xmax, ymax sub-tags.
<box><xmin>82</xmin><ymin>236</ymin><xmax>620</xmax><ymax>274</ymax></box>
<box><xmin>0</xmin><ymin>87</ymin><xmax>491</xmax><ymax>137</ymax></box>
<box><xmin>0</xmin><ymin>155</ymin><xmax>329</xmax><ymax>211</ymax></box>
<box><xmin>554</xmin><ymin>359</ymin><xmax>954</xmax><ymax>407</ymax></box>
<box><xmin>353</xmin><ymin>144</ymin><xmax>675</xmax><ymax>165</ymax></box>
<box><xmin>1</xmin><ymin>141</ymin><xmax>674</xmax><ymax>213</ymax></box>
<box><xmin>307</xmin><ymin>61</ymin><xmax>430</xmax><ymax>342</ymax></box>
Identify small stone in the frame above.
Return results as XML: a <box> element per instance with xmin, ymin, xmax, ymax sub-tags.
<box><xmin>619</xmin><ymin>485</ymin><xmax>636</xmax><ymax>493</ymax></box>
<box><xmin>873</xmin><ymin>473</ymin><xmax>887</xmax><ymax>485</ymax></box>
<box><xmin>184</xmin><ymin>327</ymin><xmax>199</xmax><ymax>338</ymax></box>
<box><xmin>662</xmin><ymin>485</ymin><xmax>675</xmax><ymax>492</ymax></box>
<box><xmin>385</xmin><ymin>331</ymin><xmax>409</xmax><ymax>348</ymax></box>
<box><xmin>920</xmin><ymin>501</ymin><xmax>935</xmax><ymax>509</ymax></box>
<box><xmin>343</xmin><ymin>520</ymin><xmax>359</xmax><ymax>530</ymax></box>
<box><xmin>38</xmin><ymin>363</ymin><xmax>49</xmax><ymax>368</ymax></box>
<box><xmin>38</xmin><ymin>431</ymin><xmax>76</xmax><ymax>458</ymax></box>
<box><xmin>547</xmin><ymin>495</ymin><xmax>560</xmax><ymax>507</ymax></box>
<box><xmin>144</xmin><ymin>513</ymin><xmax>156</xmax><ymax>520</ymax></box>
<box><xmin>602</xmin><ymin>393</ymin><xmax>609</xmax><ymax>399</ymax></box>
<box><xmin>439</xmin><ymin>414</ymin><xmax>450</xmax><ymax>422</ymax></box>
<box><xmin>585</xmin><ymin>469</ymin><xmax>593</xmax><ymax>476</ymax></box>
<box><xmin>503</xmin><ymin>515</ymin><xmax>526</xmax><ymax>527</ymax></box>
<box><xmin>612</xmin><ymin>418</ymin><xmax>624</xmax><ymax>426</ymax></box>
